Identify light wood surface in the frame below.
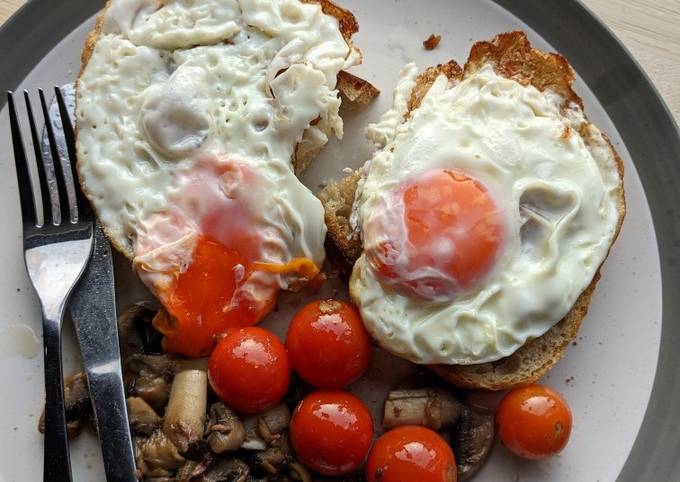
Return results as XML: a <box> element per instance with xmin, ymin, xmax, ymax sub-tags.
<box><xmin>0</xmin><ymin>0</ymin><xmax>22</xmax><ymax>25</ymax></box>
<box><xmin>0</xmin><ymin>0</ymin><xmax>678</xmax><ymax>122</ymax></box>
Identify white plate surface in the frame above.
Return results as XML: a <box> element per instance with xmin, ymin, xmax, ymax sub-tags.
<box><xmin>0</xmin><ymin>1</ymin><xmax>662</xmax><ymax>481</ymax></box>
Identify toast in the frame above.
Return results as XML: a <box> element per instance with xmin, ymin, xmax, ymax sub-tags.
<box><xmin>318</xmin><ymin>31</ymin><xmax>626</xmax><ymax>391</ymax></box>
<box><xmin>77</xmin><ymin>0</ymin><xmax>378</xmax><ymax>259</ymax></box>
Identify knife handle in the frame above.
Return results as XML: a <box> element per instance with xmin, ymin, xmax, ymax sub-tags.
<box><xmin>86</xmin><ymin>369</ymin><xmax>137</xmax><ymax>482</ymax></box>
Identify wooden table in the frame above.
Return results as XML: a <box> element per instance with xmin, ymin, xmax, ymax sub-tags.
<box><xmin>1</xmin><ymin>0</ymin><xmax>678</xmax><ymax>122</ymax></box>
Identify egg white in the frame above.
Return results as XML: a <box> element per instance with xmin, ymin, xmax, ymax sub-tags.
<box><xmin>76</xmin><ymin>0</ymin><xmax>358</xmax><ymax>290</ymax></box>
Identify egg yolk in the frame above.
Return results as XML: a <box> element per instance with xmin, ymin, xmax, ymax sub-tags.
<box><xmin>154</xmin><ymin>235</ymin><xmax>322</xmax><ymax>357</ymax></box>
<box><xmin>152</xmin><ymin>235</ymin><xmax>271</xmax><ymax>356</ymax></box>
<box><xmin>366</xmin><ymin>169</ymin><xmax>505</xmax><ymax>300</ymax></box>
<box><xmin>144</xmin><ymin>157</ymin><xmax>323</xmax><ymax>358</ymax></box>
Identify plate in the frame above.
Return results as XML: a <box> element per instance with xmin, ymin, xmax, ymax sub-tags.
<box><xmin>0</xmin><ymin>1</ymin><xmax>677</xmax><ymax>481</ymax></box>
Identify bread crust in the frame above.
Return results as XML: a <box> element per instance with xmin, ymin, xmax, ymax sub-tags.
<box><xmin>337</xmin><ymin>70</ymin><xmax>381</xmax><ymax>109</ymax></box>
<box><xmin>319</xmin><ymin>31</ymin><xmax>626</xmax><ymax>390</ymax></box>
<box><xmin>76</xmin><ymin>0</ymin><xmax>376</xmax><ymax>259</ymax></box>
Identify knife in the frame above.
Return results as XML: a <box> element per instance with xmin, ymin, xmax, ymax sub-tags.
<box><xmin>69</xmin><ymin>220</ymin><xmax>137</xmax><ymax>482</ymax></box>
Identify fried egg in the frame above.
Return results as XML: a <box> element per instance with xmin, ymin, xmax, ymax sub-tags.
<box><xmin>350</xmin><ymin>63</ymin><xmax>622</xmax><ymax>365</ymax></box>
<box><xmin>76</xmin><ymin>0</ymin><xmax>359</xmax><ymax>356</ymax></box>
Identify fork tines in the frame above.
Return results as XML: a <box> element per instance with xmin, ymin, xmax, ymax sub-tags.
<box><xmin>7</xmin><ymin>88</ymin><xmax>90</xmax><ymax>228</ymax></box>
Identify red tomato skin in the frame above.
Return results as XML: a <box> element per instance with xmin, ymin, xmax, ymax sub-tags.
<box><xmin>208</xmin><ymin>327</ymin><xmax>290</xmax><ymax>413</ymax></box>
<box><xmin>366</xmin><ymin>425</ymin><xmax>457</xmax><ymax>482</ymax></box>
<box><xmin>290</xmin><ymin>390</ymin><xmax>374</xmax><ymax>476</ymax></box>
<box><xmin>496</xmin><ymin>384</ymin><xmax>573</xmax><ymax>460</ymax></box>
<box><xmin>287</xmin><ymin>299</ymin><xmax>372</xmax><ymax>388</ymax></box>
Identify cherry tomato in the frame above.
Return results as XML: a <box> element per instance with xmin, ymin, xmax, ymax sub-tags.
<box><xmin>290</xmin><ymin>390</ymin><xmax>373</xmax><ymax>475</ymax></box>
<box><xmin>287</xmin><ymin>299</ymin><xmax>372</xmax><ymax>388</ymax></box>
<box><xmin>366</xmin><ymin>425</ymin><xmax>457</xmax><ymax>482</ymax></box>
<box><xmin>496</xmin><ymin>384</ymin><xmax>573</xmax><ymax>460</ymax></box>
<box><xmin>208</xmin><ymin>327</ymin><xmax>290</xmax><ymax>413</ymax></box>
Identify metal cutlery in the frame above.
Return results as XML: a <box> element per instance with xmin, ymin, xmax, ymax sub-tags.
<box><xmin>53</xmin><ymin>87</ymin><xmax>138</xmax><ymax>482</ymax></box>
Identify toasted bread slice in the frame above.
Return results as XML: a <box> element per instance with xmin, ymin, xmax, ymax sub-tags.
<box><xmin>318</xmin><ymin>32</ymin><xmax>626</xmax><ymax>391</ymax></box>
<box><xmin>77</xmin><ymin>0</ymin><xmax>378</xmax><ymax>259</ymax></box>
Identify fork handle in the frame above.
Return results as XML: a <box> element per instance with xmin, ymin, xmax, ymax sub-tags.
<box><xmin>42</xmin><ymin>313</ymin><xmax>73</xmax><ymax>482</ymax></box>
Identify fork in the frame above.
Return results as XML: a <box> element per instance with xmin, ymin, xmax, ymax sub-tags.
<box><xmin>8</xmin><ymin>90</ymin><xmax>94</xmax><ymax>482</ymax></box>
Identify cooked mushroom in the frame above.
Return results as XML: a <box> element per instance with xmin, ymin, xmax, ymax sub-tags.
<box><xmin>383</xmin><ymin>388</ymin><xmax>462</xmax><ymax>430</ymax></box>
<box><xmin>195</xmin><ymin>459</ymin><xmax>250</xmax><ymax>482</ymax></box>
<box><xmin>206</xmin><ymin>402</ymin><xmax>246</xmax><ymax>453</ymax></box>
<box><xmin>163</xmin><ymin>369</ymin><xmax>208</xmax><ymax>453</ymax></box>
<box><xmin>257</xmin><ymin>403</ymin><xmax>291</xmax><ymax>445</ymax></box>
<box><xmin>241</xmin><ymin>415</ymin><xmax>268</xmax><ymax>451</ymax></box>
<box><xmin>250</xmin><ymin>446</ymin><xmax>289</xmax><ymax>475</ymax></box>
<box><xmin>175</xmin><ymin>454</ymin><xmax>214</xmax><ymax>482</ymax></box>
<box><xmin>134</xmin><ymin>430</ymin><xmax>186</xmax><ymax>478</ymax></box>
<box><xmin>288</xmin><ymin>461</ymin><xmax>312</xmax><ymax>482</ymax></box>
<box><xmin>39</xmin><ymin>372</ymin><xmax>92</xmax><ymax>439</ymax></box>
<box><xmin>275</xmin><ymin>430</ymin><xmax>293</xmax><ymax>455</ymax></box>
<box><xmin>118</xmin><ymin>301</ymin><xmax>160</xmax><ymax>359</ymax></box>
<box><xmin>125</xmin><ymin>354</ymin><xmax>174</xmax><ymax>411</ymax></box>
<box><xmin>127</xmin><ymin>396</ymin><xmax>162</xmax><ymax>436</ymax></box>
<box><xmin>452</xmin><ymin>406</ymin><xmax>495</xmax><ymax>481</ymax></box>
<box><xmin>125</xmin><ymin>353</ymin><xmax>208</xmax><ymax>410</ymax></box>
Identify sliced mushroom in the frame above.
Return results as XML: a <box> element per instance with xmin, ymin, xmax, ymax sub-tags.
<box><xmin>39</xmin><ymin>372</ymin><xmax>92</xmax><ymax>439</ymax></box>
<box><xmin>241</xmin><ymin>415</ymin><xmax>268</xmax><ymax>451</ymax></box>
<box><xmin>125</xmin><ymin>354</ymin><xmax>174</xmax><ymax>411</ymax></box>
<box><xmin>274</xmin><ymin>430</ymin><xmax>293</xmax><ymax>456</ymax></box>
<box><xmin>288</xmin><ymin>461</ymin><xmax>312</xmax><ymax>482</ymax></box>
<box><xmin>118</xmin><ymin>301</ymin><xmax>160</xmax><ymax>359</ymax></box>
<box><xmin>206</xmin><ymin>402</ymin><xmax>245</xmax><ymax>453</ymax></box>
<box><xmin>134</xmin><ymin>429</ymin><xmax>186</xmax><ymax>478</ymax></box>
<box><xmin>163</xmin><ymin>369</ymin><xmax>208</xmax><ymax>453</ymax></box>
<box><xmin>127</xmin><ymin>396</ymin><xmax>162</xmax><ymax>436</ymax></box>
<box><xmin>125</xmin><ymin>353</ymin><xmax>208</xmax><ymax>410</ymax></box>
<box><xmin>452</xmin><ymin>406</ymin><xmax>495</xmax><ymax>481</ymax></box>
<box><xmin>195</xmin><ymin>459</ymin><xmax>250</xmax><ymax>482</ymax></box>
<box><xmin>257</xmin><ymin>403</ymin><xmax>291</xmax><ymax>445</ymax></box>
<box><xmin>176</xmin><ymin>454</ymin><xmax>214</xmax><ymax>482</ymax></box>
<box><xmin>383</xmin><ymin>388</ymin><xmax>462</xmax><ymax>430</ymax></box>
<box><xmin>250</xmin><ymin>446</ymin><xmax>289</xmax><ymax>476</ymax></box>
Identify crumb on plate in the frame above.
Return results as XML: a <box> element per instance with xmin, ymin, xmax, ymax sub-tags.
<box><xmin>423</xmin><ymin>34</ymin><xmax>441</xmax><ymax>50</ymax></box>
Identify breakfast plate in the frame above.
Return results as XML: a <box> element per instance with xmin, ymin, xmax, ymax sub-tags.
<box><xmin>0</xmin><ymin>0</ymin><xmax>678</xmax><ymax>481</ymax></box>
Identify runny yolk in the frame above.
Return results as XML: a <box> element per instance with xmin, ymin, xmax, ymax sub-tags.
<box><xmin>143</xmin><ymin>157</ymin><xmax>324</xmax><ymax>357</ymax></box>
<box><xmin>154</xmin><ymin>235</ymin><xmax>319</xmax><ymax>357</ymax></box>
<box><xmin>153</xmin><ymin>235</ymin><xmax>273</xmax><ymax>357</ymax></box>
<box><xmin>253</xmin><ymin>258</ymin><xmax>320</xmax><ymax>280</ymax></box>
<box><xmin>366</xmin><ymin>169</ymin><xmax>505</xmax><ymax>300</ymax></box>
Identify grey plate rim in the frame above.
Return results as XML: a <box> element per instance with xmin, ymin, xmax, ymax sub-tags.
<box><xmin>1</xmin><ymin>0</ymin><xmax>678</xmax><ymax>480</ymax></box>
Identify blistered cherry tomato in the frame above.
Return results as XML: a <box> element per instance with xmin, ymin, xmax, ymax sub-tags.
<box><xmin>496</xmin><ymin>384</ymin><xmax>573</xmax><ymax>460</ymax></box>
<box><xmin>366</xmin><ymin>425</ymin><xmax>457</xmax><ymax>482</ymax></box>
<box><xmin>290</xmin><ymin>390</ymin><xmax>373</xmax><ymax>475</ymax></box>
<box><xmin>287</xmin><ymin>299</ymin><xmax>372</xmax><ymax>388</ymax></box>
<box><xmin>208</xmin><ymin>327</ymin><xmax>290</xmax><ymax>413</ymax></box>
